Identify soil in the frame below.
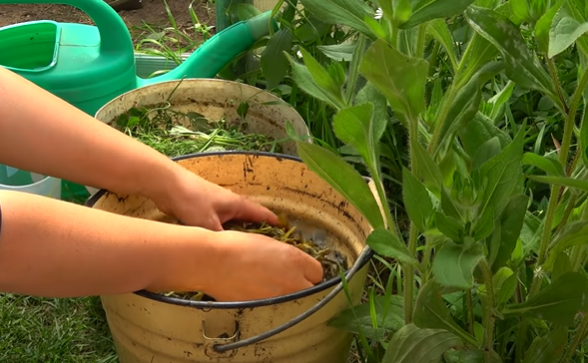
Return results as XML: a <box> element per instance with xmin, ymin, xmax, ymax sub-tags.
<box><xmin>0</xmin><ymin>0</ymin><xmax>216</xmax><ymax>50</ymax></box>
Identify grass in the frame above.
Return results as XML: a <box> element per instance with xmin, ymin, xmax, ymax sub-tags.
<box><xmin>0</xmin><ymin>295</ymin><xmax>116</xmax><ymax>362</ymax></box>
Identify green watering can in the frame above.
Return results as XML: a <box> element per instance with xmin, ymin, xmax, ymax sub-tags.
<box><xmin>0</xmin><ymin>0</ymin><xmax>276</xmax><ymax>202</ymax></box>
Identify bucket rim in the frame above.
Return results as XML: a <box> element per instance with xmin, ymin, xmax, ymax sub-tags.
<box><xmin>85</xmin><ymin>150</ymin><xmax>374</xmax><ymax>309</ymax></box>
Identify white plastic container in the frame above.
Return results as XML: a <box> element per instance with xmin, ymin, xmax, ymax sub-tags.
<box><xmin>0</xmin><ymin>165</ymin><xmax>61</xmax><ymax>199</ymax></box>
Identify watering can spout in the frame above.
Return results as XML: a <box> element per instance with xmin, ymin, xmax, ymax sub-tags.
<box><xmin>138</xmin><ymin>11</ymin><xmax>278</xmax><ymax>85</ymax></box>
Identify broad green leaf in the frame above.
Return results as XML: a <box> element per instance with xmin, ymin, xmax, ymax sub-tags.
<box><xmin>401</xmin><ymin>0</ymin><xmax>477</xmax><ymax>29</ymax></box>
<box><xmin>441</xmin><ymin>187</ymin><xmax>461</xmax><ymax>220</ymax></box>
<box><xmin>502</xmin><ymin>272</ymin><xmax>588</xmax><ymax>326</ymax></box>
<box><xmin>562</xmin><ymin>0</ymin><xmax>588</xmax><ymax>57</ymax></box>
<box><xmin>521</xmin><ymin>326</ymin><xmax>568</xmax><ymax>363</ymax></box>
<box><xmin>354</xmin><ymin>82</ymin><xmax>388</xmax><ymax>138</ymax></box>
<box><xmin>549</xmin><ymin>6</ymin><xmax>588</xmax><ymax>57</ymax></box>
<box><xmin>535</xmin><ymin>0</ymin><xmax>565</xmax><ymax>54</ymax></box>
<box><xmin>522</xmin><ymin>153</ymin><xmax>565</xmax><ymax>176</ymax></box>
<box><xmin>377</xmin><ymin>0</ymin><xmax>412</xmax><ymax>26</ymax></box>
<box><xmin>485</xmin><ymin>81</ymin><xmax>515</xmax><ymax>122</ymax></box>
<box><xmin>317</xmin><ymin>43</ymin><xmax>356</xmax><ymax>62</ymax></box>
<box><xmin>295</xmin><ymin>141</ymin><xmax>385</xmax><ymax>229</ymax></box>
<box><xmin>581</xmin><ymin>98</ymin><xmax>588</xmax><ymax>168</ymax></box>
<box><xmin>473</xmin><ymin>207</ymin><xmax>494</xmax><ymax>241</ymax></box>
<box><xmin>436</xmin><ymin>212</ymin><xmax>464</xmax><ymax>242</ymax></box>
<box><xmin>299</xmin><ymin>48</ymin><xmax>345</xmax><ymax>103</ymax></box>
<box><xmin>261</xmin><ymin>28</ymin><xmax>293</xmax><ymax>90</ymax></box>
<box><xmin>458</xmin><ymin>35</ymin><xmax>499</xmax><ymax>86</ymax></box>
<box><xmin>361</xmin><ymin>39</ymin><xmax>428</xmax><ymax>122</ymax></box>
<box><xmin>493</xmin><ymin>267</ymin><xmax>517</xmax><ymax>304</ymax></box>
<box><xmin>472</xmin><ymin>137</ymin><xmax>502</xmax><ymax>170</ymax></box>
<box><xmin>478</xmin><ymin>126</ymin><xmax>525</xmax><ymax>219</ymax></box>
<box><xmin>413</xmin><ymin>279</ymin><xmax>478</xmax><ymax>346</ymax></box>
<box><xmin>367</xmin><ymin>228</ymin><xmax>417</xmax><ymax>265</ymax></box>
<box><xmin>294</xmin><ymin>16</ymin><xmax>332</xmax><ymax>43</ymax></box>
<box><xmin>433</xmin><ymin>242</ymin><xmax>485</xmax><ymax>289</ymax></box>
<box><xmin>333</xmin><ymin>103</ymin><xmax>382</xmax><ymax>171</ymax></box>
<box><xmin>382</xmin><ymin>324</ymin><xmax>463</xmax><ymax>363</ymax></box>
<box><xmin>286</xmin><ymin>53</ymin><xmax>346</xmax><ymax>110</ymax></box>
<box><xmin>528</xmin><ymin>175</ymin><xmax>588</xmax><ymax>192</ymax></box>
<box><xmin>491</xmin><ymin>194</ymin><xmax>529</xmax><ymax>271</ymax></box>
<box><xmin>465</xmin><ymin>6</ymin><xmax>558</xmax><ymax>103</ymax></box>
<box><xmin>459</xmin><ymin>112</ymin><xmax>512</xmax><ymax>158</ymax></box>
<box><xmin>403</xmin><ymin>167</ymin><xmax>434</xmax><ymax>232</ymax></box>
<box><xmin>509</xmin><ymin>0</ymin><xmax>530</xmax><ymax>23</ymax></box>
<box><xmin>299</xmin><ymin>0</ymin><xmax>375</xmax><ymax>36</ymax></box>
<box><xmin>553</xmin><ymin>252</ymin><xmax>573</xmax><ymax>281</ymax></box>
<box><xmin>413</xmin><ymin>140</ymin><xmax>444</xmax><ymax>195</ymax></box>
<box><xmin>438</xmin><ymin>62</ymin><xmax>504</xmax><ymax>152</ymax></box>
<box><xmin>444</xmin><ymin>349</ymin><xmax>502</xmax><ymax>363</ymax></box>
<box><xmin>328</xmin><ymin>295</ymin><xmax>404</xmax><ymax>341</ymax></box>
<box><xmin>428</xmin><ymin>19</ymin><xmax>459</xmax><ymax>70</ymax></box>
<box><xmin>545</xmin><ymin>220</ymin><xmax>588</xmax><ymax>269</ymax></box>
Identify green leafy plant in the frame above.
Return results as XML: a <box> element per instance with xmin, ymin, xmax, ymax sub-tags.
<box><xmin>286</xmin><ymin>0</ymin><xmax>588</xmax><ymax>362</ymax></box>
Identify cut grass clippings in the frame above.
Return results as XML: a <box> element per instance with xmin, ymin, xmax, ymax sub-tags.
<box><xmin>0</xmin><ymin>294</ymin><xmax>117</xmax><ymax>362</ymax></box>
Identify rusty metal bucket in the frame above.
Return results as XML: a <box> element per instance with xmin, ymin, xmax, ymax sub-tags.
<box><xmin>86</xmin><ymin>152</ymin><xmax>377</xmax><ymax>363</ymax></box>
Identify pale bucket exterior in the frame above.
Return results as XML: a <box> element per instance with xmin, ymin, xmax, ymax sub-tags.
<box><xmin>87</xmin><ymin>152</ymin><xmax>376</xmax><ymax>363</ymax></box>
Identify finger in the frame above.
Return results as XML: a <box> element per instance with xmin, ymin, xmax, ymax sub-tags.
<box><xmin>304</xmin><ymin>257</ymin><xmax>324</xmax><ymax>284</ymax></box>
<box><xmin>232</xmin><ymin>197</ymin><xmax>279</xmax><ymax>225</ymax></box>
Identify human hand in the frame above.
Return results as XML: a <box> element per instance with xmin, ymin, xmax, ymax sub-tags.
<box><xmin>201</xmin><ymin>230</ymin><xmax>324</xmax><ymax>302</ymax></box>
<box><xmin>150</xmin><ymin>164</ymin><xmax>279</xmax><ymax>231</ymax></box>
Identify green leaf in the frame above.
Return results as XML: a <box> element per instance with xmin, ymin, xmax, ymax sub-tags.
<box><xmin>295</xmin><ymin>141</ymin><xmax>385</xmax><ymax>229</ymax></box>
<box><xmin>285</xmin><ymin>52</ymin><xmax>346</xmax><ymax>110</ymax></box>
<box><xmin>427</xmin><ymin>19</ymin><xmax>459</xmax><ymax>71</ymax></box>
<box><xmin>317</xmin><ymin>43</ymin><xmax>356</xmax><ymax>62</ymax></box>
<box><xmin>484</xmin><ymin>81</ymin><xmax>515</xmax><ymax>122</ymax></box>
<box><xmin>521</xmin><ymin>326</ymin><xmax>568</xmax><ymax>363</ymax></box>
<box><xmin>522</xmin><ymin>153</ymin><xmax>565</xmax><ymax>176</ymax></box>
<box><xmin>493</xmin><ymin>267</ymin><xmax>517</xmax><ymax>304</ymax></box>
<box><xmin>401</xmin><ymin>0</ymin><xmax>477</xmax><ymax>29</ymax></box>
<box><xmin>260</xmin><ymin>28</ymin><xmax>293</xmax><ymax>90</ymax></box>
<box><xmin>581</xmin><ymin>99</ymin><xmax>588</xmax><ymax>168</ymax></box>
<box><xmin>509</xmin><ymin>0</ymin><xmax>530</xmax><ymax>23</ymax></box>
<box><xmin>465</xmin><ymin>6</ymin><xmax>558</xmax><ymax>103</ymax></box>
<box><xmin>553</xmin><ymin>252</ymin><xmax>573</xmax><ymax>281</ymax></box>
<box><xmin>412</xmin><ymin>140</ymin><xmax>444</xmax><ymax>195</ymax></box>
<box><xmin>473</xmin><ymin>207</ymin><xmax>494</xmax><ymax>241</ymax></box>
<box><xmin>459</xmin><ymin>112</ymin><xmax>512</xmax><ymax>158</ymax></box>
<box><xmin>433</xmin><ymin>242</ymin><xmax>485</xmax><ymax>289</ymax></box>
<box><xmin>472</xmin><ymin>137</ymin><xmax>502</xmax><ymax>171</ymax></box>
<box><xmin>413</xmin><ymin>279</ymin><xmax>478</xmax><ymax>346</ymax></box>
<box><xmin>403</xmin><ymin>167</ymin><xmax>434</xmax><ymax>232</ymax></box>
<box><xmin>491</xmin><ymin>194</ymin><xmax>529</xmax><ymax>271</ymax></box>
<box><xmin>361</xmin><ymin>39</ymin><xmax>428</xmax><ymax>122</ymax></box>
<box><xmin>354</xmin><ymin>82</ymin><xmax>388</xmax><ymax>134</ymax></box>
<box><xmin>382</xmin><ymin>324</ymin><xmax>463</xmax><ymax>363</ymax></box>
<box><xmin>367</xmin><ymin>228</ymin><xmax>417</xmax><ymax>265</ymax></box>
<box><xmin>535</xmin><ymin>0</ymin><xmax>564</xmax><ymax>54</ymax></box>
<box><xmin>502</xmin><ymin>272</ymin><xmax>588</xmax><ymax>326</ymax></box>
<box><xmin>478</xmin><ymin>125</ymin><xmax>525</xmax><ymax>219</ymax></box>
<box><xmin>527</xmin><ymin>175</ymin><xmax>588</xmax><ymax>192</ymax></box>
<box><xmin>299</xmin><ymin>0</ymin><xmax>375</xmax><ymax>36</ymax></box>
<box><xmin>545</xmin><ymin>220</ymin><xmax>588</xmax><ymax>269</ymax></box>
<box><xmin>436</xmin><ymin>212</ymin><xmax>464</xmax><ymax>242</ymax></box>
<box><xmin>444</xmin><ymin>349</ymin><xmax>502</xmax><ymax>363</ymax></box>
<box><xmin>333</xmin><ymin>103</ymin><xmax>382</xmax><ymax>172</ymax></box>
<box><xmin>300</xmin><ymin>48</ymin><xmax>345</xmax><ymax>102</ymax></box>
<box><xmin>328</xmin><ymin>295</ymin><xmax>404</xmax><ymax>341</ymax></box>
<box><xmin>549</xmin><ymin>6</ymin><xmax>588</xmax><ymax>58</ymax></box>
<box><xmin>441</xmin><ymin>187</ymin><xmax>461</xmax><ymax>219</ymax></box>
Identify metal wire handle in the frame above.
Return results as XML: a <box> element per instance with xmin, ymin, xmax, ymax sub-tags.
<box><xmin>213</xmin><ymin>246</ymin><xmax>372</xmax><ymax>353</ymax></box>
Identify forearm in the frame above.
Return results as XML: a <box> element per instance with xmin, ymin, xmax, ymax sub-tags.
<box><xmin>0</xmin><ymin>67</ymin><xmax>178</xmax><ymax>199</ymax></box>
<box><xmin>0</xmin><ymin>190</ymin><xmax>218</xmax><ymax>298</ymax></box>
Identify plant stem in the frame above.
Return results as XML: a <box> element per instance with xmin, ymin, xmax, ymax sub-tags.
<box><xmin>345</xmin><ymin>34</ymin><xmax>366</xmax><ymax>105</ymax></box>
<box><xmin>466</xmin><ymin>289</ymin><xmax>475</xmax><ymax>335</ymax></box>
<box><xmin>561</xmin><ymin>312</ymin><xmax>588</xmax><ymax>363</ymax></box>
<box><xmin>416</xmin><ymin>23</ymin><xmax>427</xmax><ymax>59</ymax></box>
<box><xmin>404</xmin><ymin>224</ymin><xmax>418</xmax><ymax>324</ymax></box>
<box><xmin>560</xmin><ymin>65</ymin><xmax>588</xmax><ymax>166</ymax></box>
<box><xmin>420</xmin><ymin>236</ymin><xmax>433</xmax><ymax>283</ymax></box>
<box><xmin>479</xmin><ymin>259</ymin><xmax>496</xmax><ymax>363</ymax></box>
<box><xmin>546</xmin><ymin>57</ymin><xmax>569</xmax><ymax>114</ymax></box>
<box><xmin>514</xmin><ymin>320</ymin><xmax>527</xmax><ymax>363</ymax></box>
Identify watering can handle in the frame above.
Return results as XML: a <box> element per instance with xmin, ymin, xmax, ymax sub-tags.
<box><xmin>213</xmin><ymin>246</ymin><xmax>373</xmax><ymax>353</ymax></box>
<box><xmin>4</xmin><ymin>0</ymin><xmax>131</xmax><ymax>53</ymax></box>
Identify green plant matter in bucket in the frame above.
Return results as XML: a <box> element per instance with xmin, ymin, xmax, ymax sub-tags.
<box><xmin>115</xmin><ymin>102</ymin><xmax>285</xmax><ymax>157</ymax></box>
<box><xmin>162</xmin><ymin>213</ymin><xmax>349</xmax><ymax>301</ymax></box>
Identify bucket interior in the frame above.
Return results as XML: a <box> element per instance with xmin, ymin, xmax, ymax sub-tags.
<box><xmin>0</xmin><ymin>21</ymin><xmax>60</xmax><ymax>72</ymax></box>
<box><xmin>88</xmin><ymin>152</ymin><xmax>373</xmax><ymax>304</ymax></box>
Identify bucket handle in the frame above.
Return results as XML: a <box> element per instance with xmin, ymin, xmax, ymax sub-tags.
<box><xmin>213</xmin><ymin>245</ymin><xmax>372</xmax><ymax>353</ymax></box>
